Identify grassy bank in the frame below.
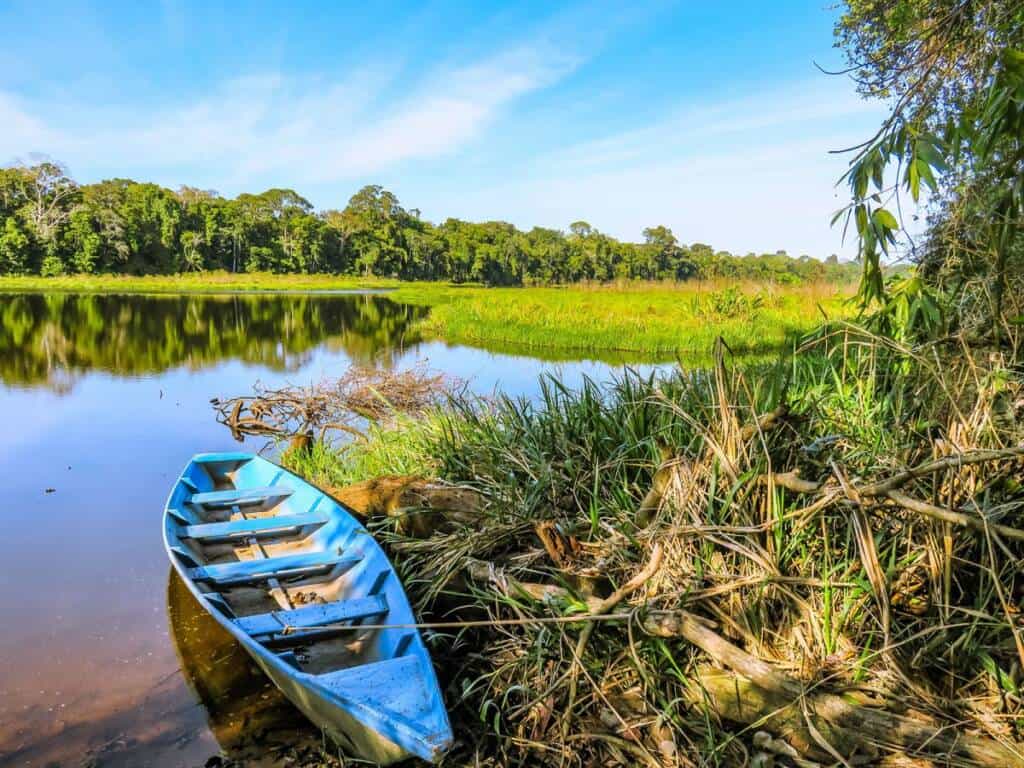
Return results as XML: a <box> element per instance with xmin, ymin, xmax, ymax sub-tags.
<box><xmin>0</xmin><ymin>273</ymin><xmax>854</xmax><ymax>360</ymax></box>
<box><xmin>279</xmin><ymin>338</ymin><xmax>1024</xmax><ymax>766</ymax></box>
<box><xmin>397</xmin><ymin>280</ymin><xmax>853</xmax><ymax>357</ymax></box>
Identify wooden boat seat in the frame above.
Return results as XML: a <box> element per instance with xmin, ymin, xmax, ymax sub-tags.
<box><xmin>181</xmin><ymin>511</ymin><xmax>329</xmax><ymax>541</ymax></box>
<box><xmin>188</xmin><ymin>551</ymin><xmax>359</xmax><ymax>587</ymax></box>
<box><xmin>236</xmin><ymin>594</ymin><xmax>389</xmax><ymax>642</ymax></box>
<box><xmin>188</xmin><ymin>485</ymin><xmax>293</xmax><ymax>508</ymax></box>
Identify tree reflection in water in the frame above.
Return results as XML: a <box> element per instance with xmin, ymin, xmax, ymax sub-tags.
<box><xmin>0</xmin><ymin>292</ymin><xmax>427</xmax><ymax>391</ymax></box>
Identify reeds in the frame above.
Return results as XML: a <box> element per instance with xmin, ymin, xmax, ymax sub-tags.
<box><xmin>285</xmin><ymin>333</ymin><xmax>1024</xmax><ymax>766</ymax></box>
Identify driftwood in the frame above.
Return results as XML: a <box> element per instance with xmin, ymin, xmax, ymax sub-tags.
<box><xmin>212</xmin><ymin>364</ymin><xmax>452</xmax><ymax>444</ymax></box>
<box><xmin>644</xmin><ymin>611</ymin><xmax>1024</xmax><ymax>767</ymax></box>
<box><xmin>456</xmin><ymin>553</ymin><xmax>1022</xmax><ymax>765</ymax></box>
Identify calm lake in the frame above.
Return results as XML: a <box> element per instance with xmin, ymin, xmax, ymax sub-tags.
<box><xmin>0</xmin><ymin>292</ymin><xmax>664</xmax><ymax>767</ymax></box>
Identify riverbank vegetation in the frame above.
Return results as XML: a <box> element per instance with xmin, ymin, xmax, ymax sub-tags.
<box><xmin>0</xmin><ymin>167</ymin><xmax>858</xmax><ymax>285</ymax></box>
<box><xmin>405</xmin><ymin>280</ymin><xmax>852</xmax><ymax>357</ymax></box>
<box><xmin>276</xmin><ymin>336</ymin><xmax>1024</xmax><ymax>766</ymax></box>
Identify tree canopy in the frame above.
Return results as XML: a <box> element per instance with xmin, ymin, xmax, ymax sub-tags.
<box><xmin>835</xmin><ymin>0</ymin><xmax>1024</xmax><ymax>341</ymax></box>
<box><xmin>0</xmin><ymin>163</ymin><xmax>856</xmax><ymax>286</ymax></box>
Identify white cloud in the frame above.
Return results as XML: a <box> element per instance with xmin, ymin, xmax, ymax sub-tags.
<box><xmin>412</xmin><ymin>79</ymin><xmax>894</xmax><ymax>258</ymax></box>
<box><xmin>0</xmin><ymin>92</ymin><xmax>64</xmax><ymax>164</ymax></box>
<box><xmin>0</xmin><ymin>42</ymin><xmax>579</xmax><ymax>187</ymax></box>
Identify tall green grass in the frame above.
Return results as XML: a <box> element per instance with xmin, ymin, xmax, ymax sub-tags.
<box><xmin>403</xmin><ymin>280</ymin><xmax>854</xmax><ymax>358</ymax></box>
<box><xmin>283</xmin><ymin>415</ymin><xmax>440</xmax><ymax>489</ymax></box>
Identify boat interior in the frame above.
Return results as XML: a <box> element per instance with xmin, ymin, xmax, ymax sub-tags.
<box><xmin>165</xmin><ymin>453</ymin><xmax>424</xmax><ymax>681</ymax></box>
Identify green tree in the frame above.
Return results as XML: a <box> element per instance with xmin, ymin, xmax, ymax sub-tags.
<box><xmin>835</xmin><ymin>0</ymin><xmax>1024</xmax><ymax>338</ymax></box>
<box><xmin>19</xmin><ymin>161</ymin><xmax>78</xmax><ymax>254</ymax></box>
<box><xmin>65</xmin><ymin>208</ymin><xmax>101</xmax><ymax>274</ymax></box>
<box><xmin>0</xmin><ymin>217</ymin><xmax>31</xmax><ymax>275</ymax></box>
<box><xmin>336</xmin><ymin>185</ymin><xmax>410</xmax><ymax>276</ymax></box>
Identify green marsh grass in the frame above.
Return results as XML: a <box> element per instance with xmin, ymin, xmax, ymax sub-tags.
<box><xmin>283</xmin><ymin>415</ymin><xmax>439</xmax><ymax>490</ymax></box>
<box><xmin>404</xmin><ymin>280</ymin><xmax>855</xmax><ymax>359</ymax></box>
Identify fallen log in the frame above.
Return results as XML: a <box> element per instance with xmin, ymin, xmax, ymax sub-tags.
<box><xmin>325</xmin><ymin>475</ymin><xmax>484</xmax><ymax>537</ymax></box>
<box><xmin>644</xmin><ymin>611</ymin><xmax>1024</xmax><ymax>767</ymax></box>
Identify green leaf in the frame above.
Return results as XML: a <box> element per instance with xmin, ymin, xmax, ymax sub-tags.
<box><xmin>906</xmin><ymin>161</ymin><xmax>920</xmax><ymax>200</ymax></box>
<box><xmin>853</xmin><ymin>164</ymin><xmax>869</xmax><ymax>198</ymax></box>
<box><xmin>916</xmin><ymin>137</ymin><xmax>947</xmax><ymax>172</ymax></box>
<box><xmin>873</xmin><ymin>208</ymin><xmax>899</xmax><ymax>230</ymax></box>
<box><xmin>871</xmin><ymin>154</ymin><xmax>884</xmax><ymax>190</ymax></box>
<box><xmin>917</xmin><ymin>159</ymin><xmax>938</xmax><ymax>193</ymax></box>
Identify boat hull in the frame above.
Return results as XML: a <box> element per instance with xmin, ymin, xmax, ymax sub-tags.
<box><xmin>162</xmin><ymin>452</ymin><xmax>452</xmax><ymax>765</ymax></box>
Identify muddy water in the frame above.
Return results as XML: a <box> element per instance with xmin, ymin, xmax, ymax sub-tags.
<box><xmin>0</xmin><ymin>292</ymin><xmax>662</xmax><ymax>767</ymax></box>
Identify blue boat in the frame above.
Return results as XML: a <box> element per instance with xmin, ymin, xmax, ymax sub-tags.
<box><xmin>163</xmin><ymin>452</ymin><xmax>453</xmax><ymax>764</ymax></box>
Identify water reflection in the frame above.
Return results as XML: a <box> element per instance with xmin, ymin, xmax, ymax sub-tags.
<box><xmin>0</xmin><ymin>292</ymin><xmax>428</xmax><ymax>391</ymax></box>
<box><xmin>167</xmin><ymin>570</ymin><xmax>329</xmax><ymax>764</ymax></box>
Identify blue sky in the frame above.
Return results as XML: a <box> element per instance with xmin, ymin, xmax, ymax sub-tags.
<box><xmin>0</xmin><ymin>0</ymin><xmax>887</xmax><ymax>257</ymax></box>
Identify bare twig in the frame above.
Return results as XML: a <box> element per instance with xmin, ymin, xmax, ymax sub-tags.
<box><xmin>212</xmin><ymin>363</ymin><xmax>453</xmax><ymax>443</ymax></box>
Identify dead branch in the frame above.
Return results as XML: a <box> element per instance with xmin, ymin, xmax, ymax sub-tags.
<box><xmin>765</xmin><ymin>470</ymin><xmax>822</xmax><ymax>494</ymax></box>
<box><xmin>860</xmin><ymin>447</ymin><xmax>1024</xmax><ymax>496</ymax></box>
<box><xmin>886</xmin><ymin>489</ymin><xmax>1024</xmax><ymax>542</ymax></box>
<box><xmin>644</xmin><ymin>611</ymin><xmax>1024</xmax><ymax>767</ymax></box>
<box><xmin>764</xmin><ymin>447</ymin><xmax>1024</xmax><ymax>499</ymax></box>
<box><xmin>740</xmin><ymin>403</ymin><xmax>790</xmax><ymax>441</ymax></box>
<box><xmin>760</xmin><ymin>447</ymin><xmax>1024</xmax><ymax>538</ymax></box>
<box><xmin>212</xmin><ymin>363</ymin><xmax>454</xmax><ymax>443</ymax></box>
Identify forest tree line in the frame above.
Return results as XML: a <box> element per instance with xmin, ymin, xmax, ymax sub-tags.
<box><xmin>0</xmin><ymin>162</ymin><xmax>858</xmax><ymax>285</ymax></box>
